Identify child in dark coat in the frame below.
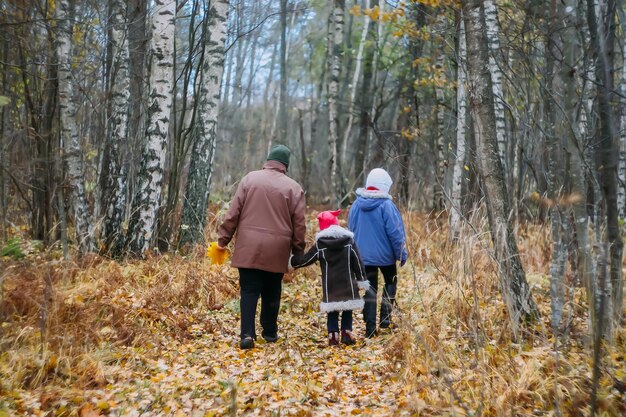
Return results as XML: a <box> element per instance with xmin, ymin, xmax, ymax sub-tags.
<box><xmin>290</xmin><ymin>210</ymin><xmax>369</xmax><ymax>346</ymax></box>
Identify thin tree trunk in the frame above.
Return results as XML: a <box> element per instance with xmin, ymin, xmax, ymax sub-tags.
<box><xmin>618</xmin><ymin>5</ymin><xmax>626</xmax><ymax>220</ymax></box>
<box><xmin>56</xmin><ymin>0</ymin><xmax>93</xmax><ymax>254</ymax></box>
<box><xmin>340</xmin><ymin>0</ymin><xmax>370</xmax><ymax>177</ymax></box>
<box><xmin>328</xmin><ymin>0</ymin><xmax>345</xmax><ymax>205</ymax></box>
<box><xmin>0</xmin><ymin>41</ymin><xmax>7</xmax><ymax>242</ymax></box>
<box><xmin>179</xmin><ymin>0</ymin><xmax>229</xmax><ymax>246</ymax></box>
<box><xmin>484</xmin><ymin>0</ymin><xmax>507</xmax><ymax>173</ymax></box>
<box><xmin>463</xmin><ymin>0</ymin><xmax>539</xmax><ymax>336</ymax></box>
<box><xmin>297</xmin><ymin>108</ymin><xmax>308</xmax><ymax>191</ymax></box>
<box><xmin>366</xmin><ymin>0</ymin><xmax>384</xmax><ymax>171</ymax></box>
<box><xmin>127</xmin><ymin>0</ymin><xmax>148</xmax><ymax>211</ymax></box>
<box><xmin>101</xmin><ymin>0</ymin><xmax>131</xmax><ymax>254</ymax></box>
<box><xmin>544</xmin><ymin>0</ymin><xmax>566</xmax><ymax>332</ymax></box>
<box><xmin>231</xmin><ymin>0</ymin><xmax>248</xmax><ymax>108</ymax></box>
<box><xmin>586</xmin><ymin>0</ymin><xmax>622</xmax><ymax>334</ymax></box>
<box><xmin>260</xmin><ymin>44</ymin><xmax>277</xmax><ymax>152</ymax></box>
<box><xmin>127</xmin><ymin>0</ymin><xmax>176</xmax><ymax>255</ymax></box>
<box><xmin>450</xmin><ymin>16</ymin><xmax>467</xmax><ymax>241</ymax></box>
<box><xmin>354</xmin><ymin>6</ymin><xmax>375</xmax><ymax>182</ymax></box>
<box><xmin>159</xmin><ymin>0</ymin><xmax>203</xmax><ymax>250</ymax></box>
<box><xmin>560</xmin><ymin>0</ymin><xmax>594</xmax><ymax>333</ymax></box>
<box><xmin>278</xmin><ymin>0</ymin><xmax>289</xmax><ymax>145</ymax></box>
<box><xmin>434</xmin><ymin>14</ymin><xmax>447</xmax><ymax>212</ymax></box>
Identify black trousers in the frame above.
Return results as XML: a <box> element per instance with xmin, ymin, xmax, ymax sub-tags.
<box><xmin>363</xmin><ymin>264</ymin><xmax>397</xmax><ymax>332</ymax></box>
<box><xmin>327</xmin><ymin>310</ymin><xmax>353</xmax><ymax>333</ymax></box>
<box><xmin>238</xmin><ymin>268</ymin><xmax>283</xmax><ymax>340</ymax></box>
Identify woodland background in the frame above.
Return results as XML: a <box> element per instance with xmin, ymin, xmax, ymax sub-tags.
<box><xmin>0</xmin><ymin>0</ymin><xmax>625</xmax><ymax>416</ymax></box>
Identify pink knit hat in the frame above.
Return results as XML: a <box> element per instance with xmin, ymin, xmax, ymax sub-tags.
<box><xmin>317</xmin><ymin>210</ymin><xmax>341</xmax><ymax>231</ymax></box>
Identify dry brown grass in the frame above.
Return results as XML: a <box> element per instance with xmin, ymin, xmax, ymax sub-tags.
<box><xmin>0</xmin><ymin>251</ymin><xmax>238</xmax><ymax>392</ymax></box>
<box><xmin>387</xmin><ymin>211</ymin><xmax>625</xmax><ymax>416</ymax></box>
<box><xmin>0</xmin><ymin>211</ymin><xmax>624</xmax><ymax>416</ymax></box>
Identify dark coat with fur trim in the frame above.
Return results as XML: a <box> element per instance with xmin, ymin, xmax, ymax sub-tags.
<box><xmin>290</xmin><ymin>225</ymin><xmax>369</xmax><ymax>312</ymax></box>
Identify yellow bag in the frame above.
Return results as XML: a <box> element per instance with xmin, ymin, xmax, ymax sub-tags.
<box><xmin>206</xmin><ymin>241</ymin><xmax>230</xmax><ymax>265</ymax></box>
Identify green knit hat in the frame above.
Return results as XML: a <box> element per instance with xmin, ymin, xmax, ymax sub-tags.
<box><xmin>267</xmin><ymin>144</ymin><xmax>291</xmax><ymax>168</ymax></box>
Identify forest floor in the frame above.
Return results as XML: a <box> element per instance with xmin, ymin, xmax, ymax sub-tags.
<box><xmin>1</xmin><ymin>214</ymin><xmax>625</xmax><ymax>416</ymax></box>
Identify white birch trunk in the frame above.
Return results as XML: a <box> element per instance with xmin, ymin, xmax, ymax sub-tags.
<box><xmin>328</xmin><ymin>0</ymin><xmax>344</xmax><ymax>204</ymax></box>
<box><xmin>180</xmin><ymin>0</ymin><xmax>229</xmax><ymax>246</ymax></box>
<box><xmin>340</xmin><ymin>0</ymin><xmax>369</xmax><ymax>166</ymax></box>
<box><xmin>101</xmin><ymin>0</ymin><xmax>130</xmax><ymax>252</ymax></box>
<box><xmin>618</xmin><ymin>9</ymin><xmax>626</xmax><ymax>219</ymax></box>
<box><xmin>128</xmin><ymin>0</ymin><xmax>175</xmax><ymax>254</ymax></box>
<box><xmin>434</xmin><ymin>14</ymin><xmax>447</xmax><ymax>211</ymax></box>
<box><xmin>56</xmin><ymin>0</ymin><xmax>93</xmax><ymax>254</ymax></box>
<box><xmin>366</xmin><ymin>0</ymin><xmax>384</xmax><ymax>170</ymax></box>
<box><xmin>484</xmin><ymin>0</ymin><xmax>507</xmax><ymax>171</ymax></box>
<box><xmin>450</xmin><ymin>18</ymin><xmax>467</xmax><ymax>241</ymax></box>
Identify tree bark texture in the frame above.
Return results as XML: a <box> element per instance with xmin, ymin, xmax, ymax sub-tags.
<box><xmin>434</xmin><ymin>14</ymin><xmax>447</xmax><ymax>212</ymax></box>
<box><xmin>127</xmin><ymin>0</ymin><xmax>176</xmax><ymax>255</ymax></box>
<box><xmin>450</xmin><ymin>16</ymin><xmax>467</xmax><ymax>241</ymax></box>
<box><xmin>328</xmin><ymin>0</ymin><xmax>344</xmax><ymax>205</ymax></box>
<box><xmin>179</xmin><ymin>0</ymin><xmax>229</xmax><ymax>246</ymax></box>
<box><xmin>587</xmin><ymin>0</ymin><xmax>623</xmax><ymax>335</ymax></box>
<box><xmin>101</xmin><ymin>0</ymin><xmax>131</xmax><ymax>254</ymax></box>
<box><xmin>483</xmin><ymin>0</ymin><xmax>507</xmax><ymax>175</ymax></box>
<box><xmin>278</xmin><ymin>0</ymin><xmax>288</xmax><ymax>145</ymax></box>
<box><xmin>340</xmin><ymin>0</ymin><xmax>370</xmax><ymax>178</ymax></box>
<box><xmin>545</xmin><ymin>0</ymin><xmax>567</xmax><ymax>332</ymax></box>
<box><xmin>463</xmin><ymin>0</ymin><xmax>539</xmax><ymax>335</ymax></box>
<box><xmin>56</xmin><ymin>0</ymin><xmax>93</xmax><ymax>254</ymax></box>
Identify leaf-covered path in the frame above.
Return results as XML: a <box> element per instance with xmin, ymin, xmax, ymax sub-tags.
<box><xmin>6</xmin><ymin>224</ymin><xmax>625</xmax><ymax>416</ymax></box>
<box><xmin>19</xmin><ymin>267</ymin><xmax>418</xmax><ymax>417</ymax></box>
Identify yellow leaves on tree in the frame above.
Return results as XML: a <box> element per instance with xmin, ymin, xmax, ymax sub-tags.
<box><xmin>206</xmin><ymin>241</ymin><xmax>230</xmax><ymax>265</ymax></box>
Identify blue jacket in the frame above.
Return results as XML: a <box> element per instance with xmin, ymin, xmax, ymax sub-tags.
<box><xmin>348</xmin><ymin>188</ymin><xmax>408</xmax><ymax>266</ymax></box>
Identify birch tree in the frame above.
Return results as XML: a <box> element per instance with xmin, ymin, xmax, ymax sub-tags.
<box><xmin>618</xmin><ymin>5</ymin><xmax>626</xmax><ymax>220</ymax></box>
<box><xmin>483</xmin><ymin>0</ymin><xmax>507</xmax><ymax>174</ymax></box>
<box><xmin>560</xmin><ymin>0</ymin><xmax>593</xmax><ymax>332</ymax></box>
<box><xmin>127</xmin><ymin>0</ymin><xmax>176</xmax><ymax>255</ymax></box>
<box><xmin>586</xmin><ymin>0</ymin><xmax>622</xmax><ymax>335</ymax></box>
<box><xmin>434</xmin><ymin>13</ymin><xmax>447</xmax><ymax>212</ymax></box>
<box><xmin>463</xmin><ymin>0</ymin><xmax>538</xmax><ymax>335</ymax></box>
<box><xmin>179</xmin><ymin>0</ymin><xmax>229</xmax><ymax>246</ymax></box>
<box><xmin>328</xmin><ymin>0</ymin><xmax>344</xmax><ymax>205</ymax></box>
<box><xmin>56</xmin><ymin>0</ymin><xmax>93</xmax><ymax>254</ymax></box>
<box><xmin>101</xmin><ymin>0</ymin><xmax>131</xmax><ymax>254</ymax></box>
<box><xmin>340</xmin><ymin>0</ymin><xmax>370</xmax><ymax>175</ymax></box>
<box><xmin>544</xmin><ymin>2</ymin><xmax>567</xmax><ymax>332</ymax></box>
<box><xmin>449</xmin><ymin>15</ymin><xmax>467</xmax><ymax>241</ymax></box>
<box><xmin>354</xmin><ymin>0</ymin><xmax>378</xmax><ymax>178</ymax></box>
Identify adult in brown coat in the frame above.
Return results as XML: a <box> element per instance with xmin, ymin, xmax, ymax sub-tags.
<box><xmin>218</xmin><ymin>144</ymin><xmax>306</xmax><ymax>349</ymax></box>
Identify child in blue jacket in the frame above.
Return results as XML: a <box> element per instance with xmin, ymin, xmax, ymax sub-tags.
<box><xmin>348</xmin><ymin>168</ymin><xmax>408</xmax><ymax>338</ymax></box>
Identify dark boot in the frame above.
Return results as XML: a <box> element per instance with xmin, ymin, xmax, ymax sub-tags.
<box><xmin>363</xmin><ymin>287</ymin><xmax>377</xmax><ymax>338</ymax></box>
<box><xmin>341</xmin><ymin>330</ymin><xmax>356</xmax><ymax>345</ymax></box>
<box><xmin>380</xmin><ymin>282</ymin><xmax>397</xmax><ymax>328</ymax></box>
<box><xmin>240</xmin><ymin>336</ymin><xmax>255</xmax><ymax>349</ymax></box>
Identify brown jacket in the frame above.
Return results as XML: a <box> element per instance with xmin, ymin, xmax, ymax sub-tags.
<box><xmin>218</xmin><ymin>160</ymin><xmax>306</xmax><ymax>273</ymax></box>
